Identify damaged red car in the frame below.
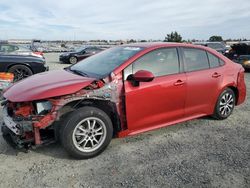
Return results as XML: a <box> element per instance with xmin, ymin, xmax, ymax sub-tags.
<box><xmin>1</xmin><ymin>43</ymin><xmax>246</xmax><ymax>159</ymax></box>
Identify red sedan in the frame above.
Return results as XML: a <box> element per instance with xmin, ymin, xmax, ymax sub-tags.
<box><xmin>2</xmin><ymin>43</ymin><xmax>246</xmax><ymax>159</ymax></box>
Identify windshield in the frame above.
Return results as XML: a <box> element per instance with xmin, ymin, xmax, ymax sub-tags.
<box><xmin>207</xmin><ymin>43</ymin><xmax>224</xmax><ymax>49</ymax></box>
<box><xmin>70</xmin><ymin>46</ymin><xmax>144</xmax><ymax>78</ymax></box>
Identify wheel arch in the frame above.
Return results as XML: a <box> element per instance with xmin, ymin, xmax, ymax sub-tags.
<box><xmin>57</xmin><ymin>99</ymin><xmax>122</xmax><ymax>136</ymax></box>
<box><xmin>227</xmin><ymin>86</ymin><xmax>239</xmax><ymax>105</ymax></box>
<box><xmin>219</xmin><ymin>83</ymin><xmax>239</xmax><ymax>104</ymax></box>
<box><xmin>69</xmin><ymin>54</ymin><xmax>77</xmax><ymax>58</ymax></box>
<box><xmin>7</xmin><ymin>63</ymin><xmax>34</xmax><ymax>74</ymax></box>
<box><xmin>211</xmin><ymin>84</ymin><xmax>239</xmax><ymax>114</ymax></box>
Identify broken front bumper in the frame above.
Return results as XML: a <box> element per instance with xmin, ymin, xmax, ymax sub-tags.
<box><xmin>2</xmin><ymin>106</ymin><xmax>35</xmax><ymax>148</ymax></box>
<box><xmin>2</xmin><ymin>106</ymin><xmax>21</xmax><ymax>135</ymax></box>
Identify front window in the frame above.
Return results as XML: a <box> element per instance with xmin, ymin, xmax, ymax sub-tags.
<box><xmin>125</xmin><ymin>48</ymin><xmax>180</xmax><ymax>79</ymax></box>
<box><xmin>70</xmin><ymin>46</ymin><xmax>144</xmax><ymax>78</ymax></box>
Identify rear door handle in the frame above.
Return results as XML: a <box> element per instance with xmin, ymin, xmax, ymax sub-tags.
<box><xmin>212</xmin><ymin>72</ymin><xmax>221</xmax><ymax>78</ymax></box>
<box><xmin>174</xmin><ymin>80</ymin><xmax>185</xmax><ymax>86</ymax></box>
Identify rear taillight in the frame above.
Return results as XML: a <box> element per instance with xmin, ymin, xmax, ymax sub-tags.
<box><xmin>34</xmin><ymin>51</ymin><xmax>44</xmax><ymax>56</ymax></box>
<box><xmin>236</xmin><ymin>67</ymin><xmax>246</xmax><ymax>105</ymax></box>
<box><xmin>237</xmin><ymin>68</ymin><xmax>245</xmax><ymax>86</ymax></box>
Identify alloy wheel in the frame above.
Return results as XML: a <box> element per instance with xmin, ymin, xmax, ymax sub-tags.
<box><xmin>72</xmin><ymin>117</ymin><xmax>107</xmax><ymax>153</ymax></box>
<box><xmin>69</xmin><ymin>57</ymin><xmax>77</xmax><ymax>64</ymax></box>
<box><xmin>219</xmin><ymin>92</ymin><xmax>234</xmax><ymax>116</ymax></box>
<box><xmin>12</xmin><ymin>68</ymin><xmax>32</xmax><ymax>81</ymax></box>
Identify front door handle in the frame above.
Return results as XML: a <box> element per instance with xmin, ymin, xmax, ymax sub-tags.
<box><xmin>212</xmin><ymin>72</ymin><xmax>221</xmax><ymax>78</ymax></box>
<box><xmin>174</xmin><ymin>80</ymin><xmax>185</xmax><ymax>86</ymax></box>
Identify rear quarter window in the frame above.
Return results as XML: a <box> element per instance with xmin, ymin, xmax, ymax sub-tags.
<box><xmin>207</xmin><ymin>52</ymin><xmax>220</xmax><ymax>68</ymax></box>
<box><xmin>219</xmin><ymin>59</ymin><xmax>225</xmax><ymax>65</ymax></box>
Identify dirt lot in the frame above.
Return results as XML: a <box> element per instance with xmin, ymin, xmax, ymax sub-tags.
<box><xmin>0</xmin><ymin>53</ymin><xmax>249</xmax><ymax>188</ymax></box>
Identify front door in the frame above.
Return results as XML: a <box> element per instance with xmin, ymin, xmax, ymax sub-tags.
<box><xmin>124</xmin><ymin>47</ymin><xmax>186</xmax><ymax>132</ymax></box>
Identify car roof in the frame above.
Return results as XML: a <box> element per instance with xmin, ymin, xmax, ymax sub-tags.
<box><xmin>123</xmin><ymin>42</ymin><xmax>208</xmax><ymax>49</ymax></box>
<box><xmin>113</xmin><ymin>42</ymin><xmax>228</xmax><ymax>75</ymax></box>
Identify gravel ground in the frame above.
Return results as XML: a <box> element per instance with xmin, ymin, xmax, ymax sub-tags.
<box><xmin>0</xmin><ymin>53</ymin><xmax>249</xmax><ymax>188</ymax></box>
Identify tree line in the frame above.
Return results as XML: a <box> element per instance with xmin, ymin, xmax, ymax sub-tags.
<box><xmin>127</xmin><ymin>31</ymin><xmax>249</xmax><ymax>43</ymax></box>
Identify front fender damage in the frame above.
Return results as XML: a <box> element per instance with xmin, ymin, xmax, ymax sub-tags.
<box><xmin>2</xmin><ymin>77</ymin><xmax>126</xmax><ymax>149</ymax></box>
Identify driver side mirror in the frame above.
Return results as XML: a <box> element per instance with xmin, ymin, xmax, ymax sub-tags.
<box><xmin>128</xmin><ymin>70</ymin><xmax>155</xmax><ymax>86</ymax></box>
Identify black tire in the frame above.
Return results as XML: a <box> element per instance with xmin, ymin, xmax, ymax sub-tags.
<box><xmin>69</xmin><ymin>56</ymin><xmax>78</xmax><ymax>64</ymax></box>
<box><xmin>8</xmin><ymin>65</ymin><xmax>33</xmax><ymax>82</ymax></box>
<box><xmin>60</xmin><ymin>107</ymin><xmax>113</xmax><ymax>159</ymax></box>
<box><xmin>213</xmin><ymin>88</ymin><xmax>235</xmax><ymax>120</ymax></box>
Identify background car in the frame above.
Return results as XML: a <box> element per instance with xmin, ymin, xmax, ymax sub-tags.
<box><xmin>0</xmin><ymin>43</ymin><xmax>44</xmax><ymax>59</ymax></box>
<box><xmin>193</xmin><ymin>42</ymin><xmax>227</xmax><ymax>54</ymax></box>
<box><xmin>59</xmin><ymin>46</ymin><xmax>105</xmax><ymax>64</ymax></box>
<box><xmin>226</xmin><ymin>42</ymin><xmax>250</xmax><ymax>71</ymax></box>
<box><xmin>0</xmin><ymin>54</ymin><xmax>48</xmax><ymax>81</ymax></box>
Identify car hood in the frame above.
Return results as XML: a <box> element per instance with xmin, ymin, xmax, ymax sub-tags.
<box><xmin>4</xmin><ymin>70</ymin><xmax>95</xmax><ymax>102</ymax></box>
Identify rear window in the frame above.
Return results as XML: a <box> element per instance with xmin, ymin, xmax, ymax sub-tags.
<box><xmin>0</xmin><ymin>45</ymin><xmax>17</xmax><ymax>52</ymax></box>
<box><xmin>183</xmin><ymin>48</ymin><xmax>209</xmax><ymax>72</ymax></box>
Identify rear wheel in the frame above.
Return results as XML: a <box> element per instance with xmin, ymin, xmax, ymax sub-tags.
<box><xmin>60</xmin><ymin>107</ymin><xmax>113</xmax><ymax>159</ymax></box>
<box><xmin>8</xmin><ymin>65</ymin><xmax>33</xmax><ymax>82</ymax></box>
<box><xmin>213</xmin><ymin>88</ymin><xmax>235</xmax><ymax>120</ymax></box>
<box><xmin>69</xmin><ymin>56</ymin><xmax>78</xmax><ymax>64</ymax></box>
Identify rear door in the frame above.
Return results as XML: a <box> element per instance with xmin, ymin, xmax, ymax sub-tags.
<box><xmin>181</xmin><ymin>48</ymin><xmax>223</xmax><ymax>116</ymax></box>
<box><xmin>124</xmin><ymin>47</ymin><xmax>187</xmax><ymax>132</ymax></box>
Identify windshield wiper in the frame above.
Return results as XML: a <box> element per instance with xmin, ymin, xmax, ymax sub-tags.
<box><xmin>69</xmin><ymin>68</ymin><xmax>89</xmax><ymax>77</ymax></box>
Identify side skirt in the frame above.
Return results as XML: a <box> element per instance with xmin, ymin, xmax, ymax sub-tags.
<box><xmin>117</xmin><ymin>113</ymin><xmax>208</xmax><ymax>138</ymax></box>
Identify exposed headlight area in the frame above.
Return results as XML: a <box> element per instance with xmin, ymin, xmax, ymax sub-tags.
<box><xmin>2</xmin><ymin>100</ymin><xmax>56</xmax><ymax>148</ymax></box>
<box><xmin>5</xmin><ymin>100</ymin><xmax>53</xmax><ymax>120</ymax></box>
<box><xmin>34</xmin><ymin>100</ymin><xmax>52</xmax><ymax>115</ymax></box>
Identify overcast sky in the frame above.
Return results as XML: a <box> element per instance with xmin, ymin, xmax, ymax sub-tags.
<box><xmin>0</xmin><ymin>0</ymin><xmax>250</xmax><ymax>40</ymax></box>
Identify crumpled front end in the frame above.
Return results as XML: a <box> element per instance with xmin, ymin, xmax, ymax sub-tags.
<box><xmin>1</xmin><ymin>76</ymin><xmax>125</xmax><ymax>149</ymax></box>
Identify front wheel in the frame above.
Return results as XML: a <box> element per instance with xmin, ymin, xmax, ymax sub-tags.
<box><xmin>60</xmin><ymin>107</ymin><xmax>113</xmax><ymax>159</ymax></box>
<box><xmin>213</xmin><ymin>88</ymin><xmax>235</xmax><ymax>120</ymax></box>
